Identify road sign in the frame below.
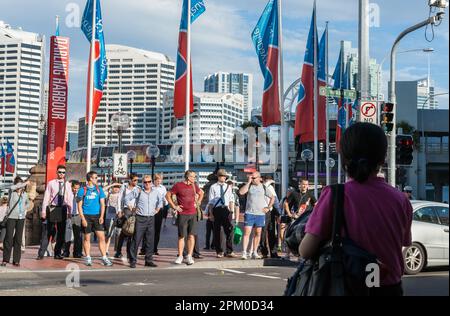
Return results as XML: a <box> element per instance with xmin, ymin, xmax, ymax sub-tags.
<box><xmin>113</xmin><ymin>153</ymin><xmax>128</xmax><ymax>178</ymax></box>
<box><xmin>319</xmin><ymin>87</ymin><xmax>356</xmax><ymax>99</ymax></box>
<box><xmin>360</xmin><ymin>101</ymin><xmax>377</xmax><ymax>124</ymax></box>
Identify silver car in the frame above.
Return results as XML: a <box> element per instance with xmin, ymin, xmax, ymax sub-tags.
<box><xmin>403</xmin><ymin>201</ymin><xmax>449</xmax><ymax>275</ymax></box>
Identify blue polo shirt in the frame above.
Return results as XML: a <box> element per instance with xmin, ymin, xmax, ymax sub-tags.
<box><xmin>76</xmin><ymin>185</ymin><xmax>106</xmax><ymax>216</ymax></box>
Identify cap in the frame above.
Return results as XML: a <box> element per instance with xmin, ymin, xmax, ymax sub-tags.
<box><xmin>404</xmin><ymin>186</ymin><xmax>413</xmax><ymax>192</ymax></box>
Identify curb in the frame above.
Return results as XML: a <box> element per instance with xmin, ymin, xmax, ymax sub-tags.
<box><xmin>0</xmin><ymin>258</ymin><xmax>298</xmax><ymax>273</ymax></box>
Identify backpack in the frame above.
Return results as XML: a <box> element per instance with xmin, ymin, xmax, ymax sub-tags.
<box><xmin>81</xmin><ymin>185</ymin><xmax>101</xmax><ymax>202</ymax></box>
<box><xmin>284</xmin><ymin>184</ymin><xmax>378</xmax><ymax>296</ymax></box>
<box><xmin>284</xmin><ymin>208</ymin><xmax>313</xmax><ymax>256</ymax></box>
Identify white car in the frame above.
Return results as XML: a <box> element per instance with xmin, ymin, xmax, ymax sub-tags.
<box><xmin>403</xmin><ymin>201</ymin><xmax>449</xmax><ymax>275</ymax></box>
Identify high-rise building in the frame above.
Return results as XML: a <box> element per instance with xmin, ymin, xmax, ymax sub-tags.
<box><xmin>417</xmin><ymin>78</ymin><xmax>438</xmax><ymax>109</ymax></box>
<box><xmin>92</xmin><ymin>44</ymin><xmax>175</xmax><ymax>147</ymax></box>
<box><xmin>78</xmin><ymin>117</ymin><xmax>87</xmax><ymax>149</ymax></box>
<box><xmin>66</xmin><ymin>121</ymin><xmax>78</xmax><ymax>156</ymax></box>
<box><xmin>162</xmin><ymin>91</ymin><xmax>244</xmax><ymax>144</ymax></box>
<box><xmin>341</xmin><ymin>41</ymin><xmax>380</xmax><ymax>99</ymax></box>
<box><xmin>204</xmin><ymin>72</ymin><xmax>253</xmax><ymax>121</ymax></box>
<box><xmin>0</xmin><ymin>21</ymin><xmax>45</xmax><ymax>182</ymax></box>
<box><xmin>42</xmin><ymin>83</ymin><xmax>49</xmax><ymax>119</ymax></box>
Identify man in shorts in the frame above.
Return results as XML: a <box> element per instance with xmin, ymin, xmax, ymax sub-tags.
<box><xmin>77</xmin><ymin>171</ymin><xmax>113</xmax><ymax>267</ymax></box>
<box><xmin>166</xmin><ymin>170</ymin><xmax>204</xmax><ymax>265</ymax></box>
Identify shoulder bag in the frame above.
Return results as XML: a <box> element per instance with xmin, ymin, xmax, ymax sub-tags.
<box><xmin>121</xmin><ymin>189</ymin><xmax>141</xmax><ymax>237</ymax></box>
<box><xmin>46</xmin><ymin>181</ymin><xmax>66</xmax><ymax>223</ymax></box>
<box><xmin>285</xmin><ymin>184</ymin><xmax>378</xmax><ymax>296</ymax></box>
<box><xmin>0</xmin><ymin>190</ymin><xmax>23</xmax><ymax>228</ymax></box>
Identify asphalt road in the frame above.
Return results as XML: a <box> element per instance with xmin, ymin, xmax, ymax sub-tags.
<box><xmin>0</xmin><ymin>266</ymin><xmax>447</xmax><ymax>296</ymax></box>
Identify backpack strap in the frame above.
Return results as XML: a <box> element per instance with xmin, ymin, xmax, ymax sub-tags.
<box><xmin>330</xmin><ymin>184</ymin><xmax>348</xmax><ymax>247</ymax></box>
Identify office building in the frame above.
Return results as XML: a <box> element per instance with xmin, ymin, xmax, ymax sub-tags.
<box><xmin>0</xmin><ymin>21</ymin><xmax>45</xmax><ymax>181</ymax></box>
<box><xmin>204</xmin><ymin>72</ymin><xmax>253</xmax><ymax>121</ymax></box>
<box><xmin>92</xmin><ymin>44</ymin><xmax>175</xmax><ymax>147</ymax></box>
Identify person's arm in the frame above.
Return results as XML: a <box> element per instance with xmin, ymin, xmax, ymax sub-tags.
<box><xmin>196</xmin><ymin>186</ymin><xmax>204</xmax><ymax>205</ymax></box>
<box><xmin>166</xmin><ymin>191</ymin><xmax>182</xmax><ymax>212</ymax></box>
<box><xmin>264</xmin><ymin>195</ymin><xmax>275</xmax><ymax>213</ymax></box>
<box><xmin>239</xmin><ymin>178</ymin><xmax>252</xmax><ymax>195</ymax></box>
<box><xmin>78</xmin><ymin>200</ymin><xmax>87</xmax><ymax>227</ymax></box>
<box><xmin>99</xmin><ymin>198</ymin><xmax>105</xmax><ymax>225</ymax></box>
<box><xmin>284</xmin><ymin>200</ymin><xmax>293</xmax><ymax>217</ymax></box>
<box><xmin>64</xmin><ymin>182</ymin><xmax>74</xmax><ymax>215</ymax></box>
<box><xmin>299</xmin><ymin>233</ymin><xmax>322</xmax><ymax>260</ymax></box>
<box><xmin>155</xmin><ymin>194</ymin><xmax>162</xmax><ymax>214</ymax></box>
<box><xmin>41</xmin><ymin>181</ymin><xmax>52</xmax><ymax>220</ymax></box>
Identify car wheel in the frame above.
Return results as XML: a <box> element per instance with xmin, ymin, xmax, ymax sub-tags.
<box><xmin>403</xmin><ymin>243</ymin><xmax>426</xmax><ymax>275</ymax></box>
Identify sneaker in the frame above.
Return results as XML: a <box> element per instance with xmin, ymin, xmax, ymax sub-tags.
<box><xmin>225</xmin><ymin>252</ymin><xmax>237</xmax><ymax>258</ymax></box>
<box><xmin>251</xmin><ymin>253</ymin><xmax>262</xmax><ymax>260</ymax></box>
<box><xmin>216</xmin><ymin>253</ymin><xmax>224</xmax><ymax>258</ymax></box>
<box><xmin>186</xmin><ymin>255</ymin><xmax>195</xmax><ymax>265</ymax></box>
<box><xmin>114</xmin><ymin>253</ymin><xmax>123</xmax><ymax>259</ymax></box>
<box><xmin>241</xmin><ymin>251</ymin><xmax>248</xmax><ymax>260</ymax></box>
<box><xmin>85</xmin><ymin>256</ymin><xmax>93</xmax><ymax>266</ymax></box>
<box><xmin>174</xmin><ymin>255</ymin><xmax>184</xmax><ymax>265</ymax></box>
<box><xmin>102</xmin><ymin>257</ymin><xmax>113</xmax><ymax>267</ymax></box>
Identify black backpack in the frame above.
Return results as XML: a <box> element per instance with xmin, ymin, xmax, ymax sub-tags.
<box><xmin>285</xmin><ymin>184</ymin><xmax>378</xmax><ymax>296</ymax></box>
<box><xmin>284</xmin><ymin>208</ymin><xmax>313</xmax><ymax>256</ymax></box>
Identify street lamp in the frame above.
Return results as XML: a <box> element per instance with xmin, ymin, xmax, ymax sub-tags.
<box><xmin>376</xmin><ymin>48</ymin><xmax>434</xmax><ymax>124</ymax></box>
<box><xmin>215</xmin><ymin>125</ymin><xmax>222</xmax><ymax>172</ymax></box>
<box><xmin>99</xmin><ymin>159</ymin><xmax>106</xmax><ymax>185</ymax></box>
<box><xmin>127</xmin><ymin>150</ymin><xmax>137</xmax><ymax>175</ymax></box>
<box><xmin>301</xmin><ymin>149</ymin><xmax>313</xmax><ymax>180</ymax></box>
<box><xmin>146</xmin><ymin>144</ymin><xmax>160</xmax><ymax>181</ymax></box>
<box><xmin>110</xmin><ymin>112</ymin><xmax>130</xmax><ymax>154</ymax></box>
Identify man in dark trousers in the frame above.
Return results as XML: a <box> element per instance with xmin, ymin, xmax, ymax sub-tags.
<box><xmin>208</xmin><ymin>169</ymin><xmax>238</xmax><ymax>258</ymax></box>
<box><xmin>202</xmin><ymin>173</ymin><xmax>217</xmax><ymax>250</ymax></box>
<box><xmin>259</xmin><ymin>176</ymin><xmax>281</xmax><ymax>259</ymax></box>
<box><xmin>63</xmin><ymin>181</ymin><xmax>83</xmax><ymax>258</ymax></box>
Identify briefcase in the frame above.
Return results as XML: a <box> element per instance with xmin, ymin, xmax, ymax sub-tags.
<box><xmin>46</xmin><ymin>205</ymin><xmax>64</xmax><ymax>223</ymax></box>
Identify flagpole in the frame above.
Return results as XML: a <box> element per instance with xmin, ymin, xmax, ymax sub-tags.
<box><xmin>86</xmin><ymin>0</ymin><xmax>97</xmax><ymax>173</ymax></box>
<box><xmin>337</xmin><ymin>41</ymin><xmax>344</xmax><ymax>184</ymax></box>
<box><xmin>325</xmin><ymin>22</ymin><xmax>330</xmax><ymax>186</ymax></box>
<box><xmin>185</xmin><ymin>0</ymin><xmax>191</xmax><ymax>171</ymax></box>
<box><xmin>278</xmin><ymin>0</ymin><xmax>288</xmax><ymax>198</ymax></box>
<box><xmin>313</xmin><ymin>1</ymin><xmax>318</xmax><ymax>199</ymax></box>
<box><xmin>55</xmin><ymin>15</ymin><xmax>60</xmax><ymax>36</ymax></box>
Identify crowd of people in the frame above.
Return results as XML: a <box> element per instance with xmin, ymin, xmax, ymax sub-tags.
<box><xmin>0</xmin><ymin>164</ymin><xmax>319</xmax><ymax>268</ymax></box>
<box><xmin>0</xmin><ymin>123</ymin><xmax>416</xmax><ymax>295</ymax></box>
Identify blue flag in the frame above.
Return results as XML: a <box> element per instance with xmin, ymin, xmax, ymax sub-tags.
<box><xmin>251</xmin><ymin>0</ymin><xmax>281</xmax><ymax>127</ymax></box>
<box><xmin>81</xmin><ymin>0</ymin><xmax>107</xmax><ymax>124</ymax></box>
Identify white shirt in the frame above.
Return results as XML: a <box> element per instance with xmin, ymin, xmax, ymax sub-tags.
<box><xmin>208</xmin><ymin>182</ymin><xmax>234</xmax><ymax>208</ymax></box>
<box><xmin>153</xmin><ymin>184</ymin><xmax>168</xmax><ymax>207</ymax></box>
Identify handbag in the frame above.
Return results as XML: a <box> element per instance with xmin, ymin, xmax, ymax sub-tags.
<box><xmin>0</xmin><ymin>190</ymin><xmax>23</xmax><ymax>228</ymax></box>
<box><xmin>121</xmin><ymin>189</ymin><xmax>141</xmax><ymax>237</ymax></box>
<box><xmin>192</xmin><ymin>183</ymin><xmax>203</xmax><ymax>221</ymax></box>
<box><xmin>46</xmin><ymin>182</ymin><xmax>66</xmax><ymax>223</ymax></box>
<box><xmin>285</xmin><ymin>184</ymin><xmax>378</xmax><ymax>296</ymax></box>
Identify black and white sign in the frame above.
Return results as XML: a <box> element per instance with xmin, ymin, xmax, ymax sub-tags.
<box><xmin>113</xmin><ymin>153</ymin><xmax>128</xmax><ymax>178</ymax></box>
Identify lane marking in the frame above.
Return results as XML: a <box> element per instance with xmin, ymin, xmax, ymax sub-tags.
<box><xmin>220</xmin><ymin>269</ymin><xmax>246</xmax><ymax>274</ymax></box>
<box><xmin>247</xmin><ymin>273</ymin><xmax>282</xmax><ymax>280</ymax></box>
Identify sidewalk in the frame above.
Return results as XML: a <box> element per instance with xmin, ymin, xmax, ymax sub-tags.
<box><xmin>0</xmin><ymin>216</ymin><xmax>298</xmax><ymax>272</ymax></box>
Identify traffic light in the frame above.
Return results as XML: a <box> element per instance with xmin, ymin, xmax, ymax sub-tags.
<box><xmin>396</xmin><ymin>135</ymin><xmax>414</xmax><ymax>165</ymax></box>
<box><xmin>380</xmin><ymin>102</ymin><xmax>394</xmax><ymax>133</ymax></box>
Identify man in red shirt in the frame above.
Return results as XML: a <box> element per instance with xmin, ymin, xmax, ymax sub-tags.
<box><xmin>167</xmin><ymin>170</ymin><xmax>204</xmax><ymax>265</ymax></box>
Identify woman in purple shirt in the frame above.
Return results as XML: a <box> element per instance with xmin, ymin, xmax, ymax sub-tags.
<box><xmin>300</xmin><ymin>122</ymin><xmax>413</xmax><ymax>296</ymax></box>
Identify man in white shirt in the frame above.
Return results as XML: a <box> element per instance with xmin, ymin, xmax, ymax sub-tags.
<box><xmin>208</xmin><ymin>169</ymin><xmax>237</xmax><ymax>258</ymax></box>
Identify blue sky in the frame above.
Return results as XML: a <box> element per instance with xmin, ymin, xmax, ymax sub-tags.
<box><xmin>1</xmin><ymin>0</ymin><xmax>448</xmax><ymax>122</ymax></box>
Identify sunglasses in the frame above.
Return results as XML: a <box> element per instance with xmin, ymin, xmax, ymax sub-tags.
<box><xmin>57</xmin><ymin>171</ymin><xmax>66</xmax><ymax>174</ymax></box>
<box><xmin>143</xmin><ymin>181</ymin><xmax>152</xmax><ymax>184</ymax></box>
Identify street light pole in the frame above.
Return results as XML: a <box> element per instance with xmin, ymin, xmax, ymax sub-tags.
<box><xmin>388</xmin><ymin>12</ymin><xmax>444</xmax><ymax>187</ymax></box>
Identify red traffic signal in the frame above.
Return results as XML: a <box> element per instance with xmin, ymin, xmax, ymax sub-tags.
<box><xmin>382</xmin><ymin>102</ymin><xmax>394</xmax><ymax>112</ymax></box>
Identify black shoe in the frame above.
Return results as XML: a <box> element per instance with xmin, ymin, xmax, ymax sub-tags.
<box><xmin>1</xmin><ymin>262</ymin><xmax>7</xmax><ymax>267</ymax></box>
<box><xmin>73</xmin><ymin>254</ymin><xmax>82</xmax><ymax>259</ymax></box>
<box><xmin>211</xmin><ymin>246</ymin><xmax>215</xmax><ymax>250</ymax></box>
<box><xmin>12</xmin><ymin>262</ymin><xmax>20</xmax><ymax>267</ymax></box>
<box><xmin>193</xmin><ymin>254</ymin><xmax>203</xmax><ymax>259</ymax></box>
<box><xmin>130</xmin><ymin>262</ymin><xmax>136</xmax><ymax>268</ymax></box>
<box><xmin>54</xmin><ymin>254</ymin><xmax>64</xmax><ymax>260</ymax></box>
<box><xmin>154</xmin><ymin>252</ymin><xmax>159</xmax><ymax>256</ymax></box>
<box><xmin>203</xmin><ymin>247</ymin><xmax>210</xmax><ymax>250</ymax></box>
<box><xmin>270</xmin><ymin>253</ymin><xmax>281</xmax><ymax>259</ymax></box>
<box><xmin>145</xmin><ymin>262</ymin><xmax>158</xmax><ymax>267</ymax></box>
<box><xmin>62</xmin><ymin>253</ymin><xmax>70</xmax><ymax>258</ymax></box>
<box><xmin>114</xmin><ymin>253</ymin><xmax>123</xmax><ymax>259</ymax></box>
<box><xmin>139</xmin><ymin>251</ymin><xmax>145</xmax><ymax>256</ymax></box>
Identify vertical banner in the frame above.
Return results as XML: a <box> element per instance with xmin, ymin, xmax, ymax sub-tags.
<box><xmin>46</xmin><ymin>36</ymin><xmax>70</xmax><ymax>183</ymax></box>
